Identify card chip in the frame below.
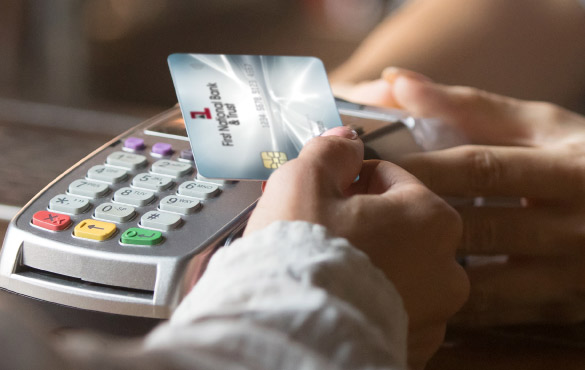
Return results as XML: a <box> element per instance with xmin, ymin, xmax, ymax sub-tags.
<box><xmin>261</xmin><ymin>151</ymin><xmax>288</xmax><ymax>169</ymax></box>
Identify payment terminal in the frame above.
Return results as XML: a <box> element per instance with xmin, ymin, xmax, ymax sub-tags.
<box><xmin>0</xmin><ymin>100</ymin><xmax>437</xmax><ymax>332</ymax></box>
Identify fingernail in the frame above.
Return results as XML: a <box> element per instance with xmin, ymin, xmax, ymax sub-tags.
<box><xmin>382</xmin><ymin>67</ymin><xmax>433</xmax><ymax>84</ymax></box>
<box><xmin>321</xmin><ymin>126</ymin><xmax>359</xmax><ymax>140</ymax></box>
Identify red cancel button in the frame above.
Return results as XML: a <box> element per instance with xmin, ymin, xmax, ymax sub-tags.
<box><xmin>32</xmin><ymin>210</ymin><xmax>72</xmax><ymax>231</ymax></box>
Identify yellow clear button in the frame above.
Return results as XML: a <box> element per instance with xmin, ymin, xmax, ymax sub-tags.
<box><xmin>74</xmin><ymin>219</ymin><xmax>116</xmax><ymax>241</ymax></box>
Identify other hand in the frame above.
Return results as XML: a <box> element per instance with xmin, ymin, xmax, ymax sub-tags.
<box><xmin>245</xmin><ymin>126</ymin><xmax>469</xmax><ymax>369</ymax></box>
<box><xmin>346</xmin><ymin>68</ymin><xmax>585</xmax><ymax>326</ymax></box>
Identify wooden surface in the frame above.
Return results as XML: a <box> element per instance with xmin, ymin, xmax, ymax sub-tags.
<box><xmin>427</xmin><ymin>327</ymin><xmax>585</xmax><ymax>370</ymax></box>
<box><xmin>0</xmin><ymin>120</ymin><xmax>121</xmax><ymax>207</ymax></box>
<box><xmin>0</xmin><ymin>116</ymin><xmax>120</xmax><ymax>250</ymax></box>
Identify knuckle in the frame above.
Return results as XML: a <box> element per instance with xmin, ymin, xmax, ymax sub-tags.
<box><xmin>526</xmin><ymin>101</ymin><xmax>567</xmax><ymax>122</ymax></box>
<box><xmin>460</xmin><ymin>146</ymin><xmax>503</xmax><ymax>195</ymax></box>
<box><xmin>449</xmin><ymin>86</ymin><xmax>497</xmax><ymax>113</ymax></box>
<box><xmin>403</xmin><ymin>182</ymin><xmax>434</xmax><ymax>203</ymax></box>
<box><xmin>431</xmin><ymin>264</ymin><xmax>470</xmax><ymax>322</ymax></box>
<box><xmin>303</xmin><ymin>136</ymin><xmax>349</xmax><ymax>161</ymax></box>
<box><xmin>407</xmin><ymin>184</ymin><xmax>462</xmax><ymax>253</ymax></box>
<box><xmin>452</xmin><ymin>264</ymin><xmax>471</xmax><ymax>311</ymax></box>
<box><xmin>458</xmin><ymin>280</ymin><xmax>496</xmax><ymax>326</ymax></box>
<box><xmin>450</xmin><ymin>86</ymin><xmax>485</xmax><ymax>106</ymax></box>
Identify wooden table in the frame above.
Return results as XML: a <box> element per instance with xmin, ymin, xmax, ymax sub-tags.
<box><xmin>428</xmin><ymin>326</ymin><xmax>585</xmax><ymax>369</ymax></box>
<box><xmin>0</xmin><ymin>119</ymin><xmax>112</xmax><ymax>241</ymax></box>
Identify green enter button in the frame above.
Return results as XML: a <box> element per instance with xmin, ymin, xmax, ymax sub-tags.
<box><xmin>121</xmin><ymin>228</ymin><xmax>163</xmax><ymax>246</ymax></box>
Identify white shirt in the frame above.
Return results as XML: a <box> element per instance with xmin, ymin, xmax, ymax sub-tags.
<box><xmin>1</xmin><ymin>221</ymin><xmax>409</xmax><ymax>370</ymax></box>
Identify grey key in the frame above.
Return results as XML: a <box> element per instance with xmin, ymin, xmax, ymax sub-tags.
<box><xmin>49</xmin><ymin>194</ymin><xmax>90</xmax><ymax>214</ymax></box>
<box><xmin>87</xmin><ymin>165</ymin><xmax>127</xmax><ymax>184</ymax></box>
<box><xmin>68</xmin><ymin>179</ymin><xmax>109</xmax><ymax>198</ymax></box>
<box><xmin>159</xmin><ymin>195</ymin><xmax>201</xmax><ymax>215</ymax></box>
<box><xmin>196</xmin><ymin>173</ymin><xmax>228</xmax><ymax>185</ymax></box>
<box><xmin>178</xmin><ymin>181</ymin><xmax>220</xmax><ymax>199</ymax></box>
<box><xmin>94</xmin><ymin>202</ymin><xmax>135</xmax><ymax>223</ymax></box>
<box><xmin>106</xmin><ymin>151</ymin><xmax>147</xmax><ymax>170</ymax></box>
<box><xmin>141</xmin><ymin>211</ymin><xmax>181</xmax><ymax>231</ymax></box>
<box><xmin>151</xmin><ymin>160</ymin><xmax>193</xmax><ymax>178</ymax></box>
<box><xmin>131</xmin><ymin>173</ymin><xmax>173</xmax><ymax>191</ymax></box>
<box><xmin>113</xmin><ymin>187</ymin><xmax>155</xmax><ymax>206</ymax></box>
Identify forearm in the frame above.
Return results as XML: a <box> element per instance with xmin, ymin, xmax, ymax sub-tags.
<box><xmin>330</xmin><ymin>0</ymin><xmax>585</xmax><ymax>111</ymax></box>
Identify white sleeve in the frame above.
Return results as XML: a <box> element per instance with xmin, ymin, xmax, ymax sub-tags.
<box><xmin>143</xmin><ymin>221</ymin><xmax>408</xmax><ymax>370</ymax></box>
<box><xmin>1</xmin><ymin>221</ymin><xmax>408</xmax><ymax>370</ymax></box>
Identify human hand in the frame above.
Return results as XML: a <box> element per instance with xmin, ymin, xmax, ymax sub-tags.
<box><xmin>245</xmin><ymin>126</ymin><xmax>469</xmax><ymax>369</ymax></box>
<box><xmin>352</xmin><ymin>68</ymin><xmax>585</xmax><ymax>326</ymax></box>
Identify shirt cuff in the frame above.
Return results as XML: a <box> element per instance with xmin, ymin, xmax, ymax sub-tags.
<box><xmin>146</xmin><ymin>221</ymin><xmax>408</xmax><ymax>369</ymax></box>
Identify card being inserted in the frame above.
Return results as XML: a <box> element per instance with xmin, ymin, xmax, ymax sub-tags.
<box><xmin>168</xmin><ymin>53</ymin><xmax>343</xmax><ymax>181</ymax></box>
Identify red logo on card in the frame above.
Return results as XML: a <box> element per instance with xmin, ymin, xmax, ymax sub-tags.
<box><xmin>190</xmin><ymin>108</ymin><xmax>212</xmax><ymax>119</ymax></box>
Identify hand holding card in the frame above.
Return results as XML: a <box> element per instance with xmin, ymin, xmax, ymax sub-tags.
<box><xmin>168</xmin><ymin>53</ymin><xmax>343</xmax><ymax>180</ymax></box>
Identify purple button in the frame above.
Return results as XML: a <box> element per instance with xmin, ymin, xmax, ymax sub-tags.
<box><xmin>152</xmin><ymin>142</ymin><xmax>173</xmax><ymax>156</ymax></box>
<box><xmin>180</xmin><ymin>149</ymin><xmax>194</xmax><ymax>161</ymax></box>
<box><xmin>124</xmin><ymin>137</ymin><xmax>145</xmax><ymax>151</ymax></box>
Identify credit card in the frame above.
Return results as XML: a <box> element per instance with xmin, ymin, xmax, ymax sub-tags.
<box><xmin>168</xmin><ymin>53</ymin><xmax>343</xmax><ymax>180</ymax></box>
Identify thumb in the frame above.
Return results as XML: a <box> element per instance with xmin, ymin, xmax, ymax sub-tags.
<box><xmin>297</xmin><ymin>126</ymin><xmax>364</xmax><ymax>195</ymax></box>
<box><xmin>383</xmin><ymin>68</ymin><xmax>538</xmax><ymax>146</ymax></box>
<box><xmin>382</xmin><ymin>67</ymin><xmax>450</xmax><ymax>118</ymax></box>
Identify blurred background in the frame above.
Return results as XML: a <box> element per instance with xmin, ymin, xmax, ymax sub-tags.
<box><xmin>0</xmin><ymin>0</ymin><xmax>405</xmax><ymax>112</ymax></box>
<box><xmin>0</xmin><ymin>0</ymin><xmax>402</xmax><ymax>233</ymax></box>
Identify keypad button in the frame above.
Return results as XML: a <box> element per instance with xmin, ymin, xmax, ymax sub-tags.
<box><xmin>94</xmin><ymin>203</ymin><xmax>135</xmax><ymax>223</ymax></box>
<box><xmin>68</xmin><ymin>179</ymin><xmax>109</xmax><ymax>198</ymax></box>
<box><xmin>121</xmin><ymin>228</ymin><xmax>163</xmax><ymax>246</ymax></box>
<box><xmin>87</xmin><ymin>165</ymin><xmax>128</xmax><ymax>184</ymax></box>
<box><xmin>124</xmin><ymin>137</ymin><xmax>145</xmax><ymax>151</ymax></box>
<box><xmin>151</xmin><ymin>142</ymin><xmax>173</xmax><ymax>157</ymax></box>
<box><xmin>113</xmin><ymin>187</ymin><xmax>155</xmax><ymax>206</ymax></box>
<box><xmin>74</xmin><ymin>219</ymin><xmax>117</xmax><ymax>241</ymax></box>
<box><xmin>151</xmin><ymin>160</ymin><xmax>193</xmax><ymax>178</ymax></box>
<box><xmin>49</xmin><ymin>194</ymin><xmax>90</xmax><ymax>214</ymax></box>
<box><xmin>179</xmin><ymin>149</ymin><xmax>194</xmax><ymax>162</ymax></box>
<box><xmin>32</xmin><ymin>211</ymin><xmax>71</xmax><ymax>231</ymax></box>
<box><xmin>178</xmin><ymin>181</ymin><xmax>220</xmax><ymax>199</ymax></box>
<box><xmin>106</xmin><ymin>151</ymin><xmax>147</xmax><ymax>170</ymax></box>
<box><xmin>131</xmin><ymin>173</ymin><xmax>173</xmax><ymax>191</ymax></box>
<box><xmin>140</xmin><ymin>211</ymin><xmax>181</xmax><ymax>231</ymax></box>
<box><xmin>159</xmin><ymin>195</ymin><xmax>201</xmax><ymax>214</ymax></box>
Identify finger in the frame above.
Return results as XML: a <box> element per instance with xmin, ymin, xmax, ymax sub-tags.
<box><xmin>294</xmin><ymin>126</ymin><xmax>364</xmax><ymax>195</ymax></box>
<box><xmin>398</xmin><ymin>145</ymin><xmax>572</xmax><ymax>199</ymax></box>
<box><xmin>331</xmin><ymin>67</ymin><xmax>433</xmax><ymax>109</ymax></box>
<box><xmin>407</xmin><ymin>323</ymin><xmax>447</xmax><ymax>370</ymax></box>
<box><xmin>381</xmin><ymin>66</ymin><xmax>434</xmax><ymax>88</ymax></box>
<box><xmin>348</xmin><ymin>159</ymin><xmax>423</xmax><ymax>196</ymax></box>
<box><xmin>332</xmin><ymin>79</ymin><xmax>400</xmax><ymax>108</ymax></box>
<box><xmin>246</xmin><ymin>127</ymin><xmax>363</xmax><ymax>235</ymax></box>
<box><xmin>386</xmin><ymin>73</ymin><xmax>541</xmax><ymax>146</ymax></box>
<box><xmin>457</xmin><ymin>206</ymin><xmax>580</xmax><ymax>256</ymax></box>
<box><xmin>452</xmin><ymin>256</ymin><xmax>585</xmax><ymax>326</ymax></box>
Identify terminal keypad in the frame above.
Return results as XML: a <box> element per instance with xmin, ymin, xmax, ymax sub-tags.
<box><xmin>36</xmin><ymin>138</ymin><xmax>223</xmax><ymax>247</ymax></box>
